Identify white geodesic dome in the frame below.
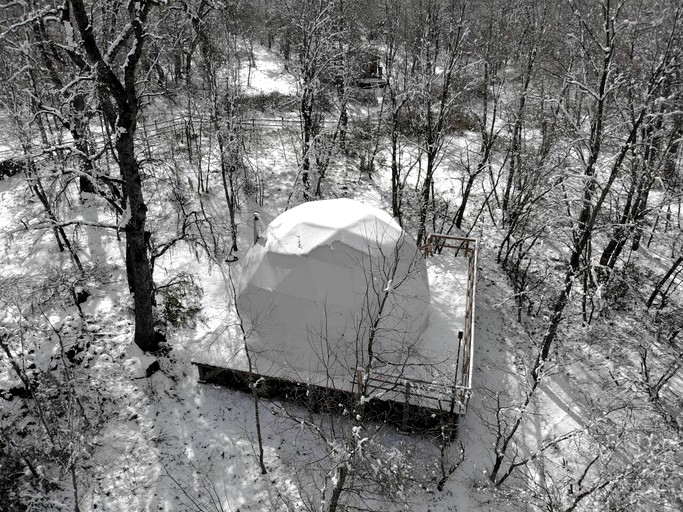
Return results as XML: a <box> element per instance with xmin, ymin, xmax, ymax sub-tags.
<box><xmin>237</xmin><ymin>198</ymin><xmax>430</xmax><ymax>378</ymax></box>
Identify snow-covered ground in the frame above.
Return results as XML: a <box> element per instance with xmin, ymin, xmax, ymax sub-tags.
<box><xmin>240</xmin><ymin>44</ymin><xmax>297</xmax><ymax>97</ymax></box>
<box><xmin>0</xmin><ymin>137</ymin><xmax>553</xmax><ymax>512</ymax></box>
<box><xmin>1</xmin><ymin>43</ymin><xmax>680</xmax><ymax>512</ymax></box>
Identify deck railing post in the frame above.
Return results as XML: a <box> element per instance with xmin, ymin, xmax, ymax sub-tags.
<box><xmin>307</xmin><ymin>384</ymin><xmax>319</xmax><ymax>412</ymax></box>
<box><xmin>401</xmin><ymin>381</ymin><xmax>411</xmax><ymax>433</ymax></box>
<box><xmin>355</xmin><ymin>368</ymin><xmax>365</xmax><ymax>400</ymax></box>
<box><xmin>197</xmin><ymin>364</ymin><xmax>207</xmax><ymax>383</ymax></box>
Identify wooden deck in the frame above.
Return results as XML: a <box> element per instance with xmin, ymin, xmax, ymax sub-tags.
<box><xmin>193</xmin><ymin>362</ymin><xmax>460</xmax><ymax>432</ymax></box>
<box><xmin>194</xmin><ymin>234</ymin><xmax>477</xmax><ymax>431</ymax></box>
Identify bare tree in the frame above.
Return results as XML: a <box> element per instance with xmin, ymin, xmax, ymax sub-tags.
<box><xmin>413</xmin><ymin>0</ymin><xmax>469</xmax><ymax>246</ymax></box>
<box><xmin>0</xmin><ymin>270</ymin><xmax>110</xmax><ymax>511</ymax></box>
<box><xmin>531</xmin><ymin>0</ymin><xmax>681</xmax><ymax>383</ymax></box>
<box><xmin>51</xmin><ymin>0</ymin><xmax>162</xmax><ymax>351</ymax></box>
<box><xmin>260</xmin><ymin>233</ymin><xmax>443</xmax><ymax>512</ymax></box>
<box><xmin>281</xmin><ymin>0</ymin><xmax>346</xmax><ymax>199</ymax></box>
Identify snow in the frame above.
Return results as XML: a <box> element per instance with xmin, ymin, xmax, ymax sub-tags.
<box><xmin>241</xmin><ymin>45</ymin><xmax>296</xmax><ymax>97</ymax></box>
<box><xmin>0</xmin><ymin>80</ymin><xmax>478</xmax><ymax>512</ymax></box>
<box><xmin>118</xmin><ymin>203</ymin><xmax>131</xmax><ymax>228</ymax></box>
<box><xmin>2</xmin><ymin>40</ymin><xmax>680</xmax><ymax>512</ymax></box>
<box><xmin>264</xmin><ymin>198</ymin><xmax>405</xmax><ymax>255</ymax></box>
<box><xmin>123</xmin><ymin>342</ymin><xmax>158</xmax><ymax>379</ymax></box>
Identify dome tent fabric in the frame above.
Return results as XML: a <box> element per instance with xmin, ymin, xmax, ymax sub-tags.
<box><xmin>237</xmin><ymin>198</ymin><xmax>430</xmax><ymax>380</ymax></box>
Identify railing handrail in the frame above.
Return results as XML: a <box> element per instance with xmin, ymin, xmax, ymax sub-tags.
<box><xmin>418</xmin><ymin>233</ymin><xmax>477</xmax><ymax>413</ymax></box>
<box><xmin>356</xmin><ymin>370</ymin><xmax>471</xmax><ymax>404</ymax></box>
<box><xmin>420</xmin><ymin>233</ymin><xmax>476</xmax><ymax>256</ymax></box>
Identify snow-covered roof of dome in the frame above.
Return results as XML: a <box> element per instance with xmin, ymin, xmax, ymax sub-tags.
<box><xmin>237</xmin><ymin>199</ymin><xmax>430</xmax><ymax>378</ymax></box>
<box><xmin>264</xmin><ymin>198</ymin><xmax>405</xmax><ymax>256</ymax></box>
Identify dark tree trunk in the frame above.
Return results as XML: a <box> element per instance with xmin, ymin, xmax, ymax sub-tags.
<box><xmin>69</xmin><ymin>0</ymin><xmax>157</xmax><ymax>351</ymax></box>
<box><xmin>117</xmin><ymin>129</ymin><xmax>156</xmax><ymax>351</ymax></box>
<box><xmin>326</xmin><ymin>464</ymin><xmax>348</xmax><ymax>512</ymax></box>
<box><xmin>416</xmin><ymin>154</ymin><xmax>436</xmax><ymax>246</ymax></box>
<box><xmin>31</xmin><ymin>23</ymin><xmax>96</xmax><ymax>196</ymax></box>
<box><xmin>503</xmin><ymin>37</ymin><xmax>537</xmax><ymax>224</ymax></box>
<box><xmin>390</xmin><ymin>106</ymin><xmax>402</xmax><ymax>224</ymax></box>
<box><xmin>454</xmin><ymin>172</ymin><xmax>476</xmax><ymax>230</ymax></box>
<box><xmin>301</xmin><ymin>89</ymin><xmax>314</xmax><ymax>199</ymax></box>
<box><xmin>218</xmin><ymin>133</ymin><xmax>240</xmax><ymax>254</ymax></box>
<box><xmin>647</xmin><ymin>256</ymin><xmax>683</xmax><ymax>308</ymax></box>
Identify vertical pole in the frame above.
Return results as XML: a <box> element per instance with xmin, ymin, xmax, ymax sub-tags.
<box><xmin>451</xmin><ymin>330</ymin><xmax>464</xmax><ymax>416</ymax></box>
<box><xmin>402</xmin><ymin>381</ymin><xmax>411</xmax><ymax>433</ymax></box>
<box><xmin>184</xmin><ymin>117</ymin><xmax>193</xmax><ymax>164</ymax></box>
<box><xmin>307</xmin><ymin>385</ymin><xmax>319</xmax><ymax>412</ymax></box>
<box><xmin>253</xmin><ymin>211</ymin><xmax>260</xmax><ymax>245</ymax></box>
<box><xmin>197</xmin><ymin>364</ymin><xmax>207</xmax><ymax>383</ymax></box>
<box><xmin>355</xmin><ymin>368</ymin><xmax>364</xmax><ymax>400</ymax></box>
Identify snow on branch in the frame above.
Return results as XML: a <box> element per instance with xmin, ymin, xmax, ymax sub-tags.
<box><xmin>25</xmin><ymin>219</ymin><xmax>120</xmax><ymax>231</ymax></box>
<box><xmin>104</xmin><ymin>23</ymin><xmax>134</xmax><ymax>64</ymax></box>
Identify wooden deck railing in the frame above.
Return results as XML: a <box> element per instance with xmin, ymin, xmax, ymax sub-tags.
<box><xmin>420</xmin><ymin>233</ymin><xmax>476</xmax><ymax>258</ymax></box>
<box><xmin>420</xmin><ymin>234</ymin><xmax>477</xmax><ymax>413</ymax></box>
<box><xmin>355</xmin><ymin>369</ymin><xmax>471</xmax><ymax>415</ymax></box>
<box><xmin>351</xmin><ymin>234</ymin><xmax>478</xmax><ymax>422</ymax></box>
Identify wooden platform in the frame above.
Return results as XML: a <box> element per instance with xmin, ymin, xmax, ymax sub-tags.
<box><xmin>193</xmin><ymin>362</ymin><xmax>462</xmax><ymax>432</ymax></box>
<box><xmin>193</xmin><ymin>234</ymin><xmax>477</xmax><ymax>430</ymax></box>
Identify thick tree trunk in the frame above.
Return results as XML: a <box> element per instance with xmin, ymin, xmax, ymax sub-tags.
<box><xmin>647</xmin><ymin>256</ymin><xmax>683</xmax><ymax>308</ymax></box>
<box><xmin>69</xmin><ymin>0</ymin><xmax>157</xmax><ymax>351</ymax></box>
<box><xmin>416</xmin><ymin>156</ymin><xmax>435</xmax><ymax>246</ymax></box>
<box><xmin>117</xmin><ymin>130</ymin><xmax>156</xmax><ymax>351</ymax></box>
<box><xmin>326</xmin><ymin>464</ymin><xmax>348</xmax><ymax>512</ymax></box>
<box><xmin>453</xmin><ymin>172</ymin><xmax>476</xmax><ymax>230</ymax></box>
<box><xmin>503</xmin><ymin>40</ymin><xmax>537</xmax><ymax>224</ymax></box>
<box><xmin>390</xmin><ymin>107</ymin><xmax>402</xmax><ymax>224</ymax></box>
<box><xmin>301</xmin><ymin>90</ymin><xmax>314</xmax><ymax>199</ymax></box>
<box><xmin>218</xmin><ymin>133</ymin><xmax>240</xmax><ymax>254</ymax></box>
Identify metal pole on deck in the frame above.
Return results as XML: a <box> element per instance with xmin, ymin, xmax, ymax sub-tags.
<box><xmin>450</xmin><ymin>330</ymin><xmax>464</xmax><ymax>416</ymax></box>
<box><xmin>253</xmin><ymin>211</ymin><xmax>260</xmax><ymax>246</ymax></box>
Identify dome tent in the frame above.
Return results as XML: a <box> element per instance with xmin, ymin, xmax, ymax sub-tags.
<box><xmin>237</xmin><ymin>198</ymin><xmax>430</xmax><ymax>380</ymax></box>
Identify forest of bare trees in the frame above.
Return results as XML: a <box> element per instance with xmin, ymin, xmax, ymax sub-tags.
<box><xmin>1</xmin><ymin>0</ymin><xmax>682</xmax><ymax>510</ymax></box>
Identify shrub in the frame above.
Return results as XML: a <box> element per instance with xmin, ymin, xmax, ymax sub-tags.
<box><xmin>0</xmin><ymin>443</ymin><xmax>28</xmax><ymax>512</ymax></box>
<box><xmin>602</xmin><ymin>263</ymin><xmax>649</xmax><ymax>312</ymax></box>
<box><xmin>392</xmin><ymin>106</ymin><xmax>423</xmax><ymax>137</ymax></box>
<box><xmin>239</xmin><ymin>91</ymin><xmax>297</xmax><ymax>113</ymax></box>
<box><xmin>157</xmin><ymin>272</ymin><xmax>203</xmax><ymax>328</ymax></box>
<box><xmin>446</xmin><ymin>109</ymin><xmax>478</xmax><ymax>132</ymax></box>
<box><xmin>0</xmin><ymin>158</ymin><xmax>33</xmax><ymax>179</ymax></box>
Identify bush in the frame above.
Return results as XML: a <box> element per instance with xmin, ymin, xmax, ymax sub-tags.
<box><xmin>157</xmin><ymin>272</ymin><xmax>203</xmax><ymax>328</ymax></box>
<box><xmin>0</xmin><ymin>158</ymin><xmax>32</xmax><ymax>179</ymax></box>
<box><xmin>239</xmin><ymin>91</ymin><xmax>297</xmax><ymax>113</ymax></box>
<box><xmin>602</xmin><ymin>263</ymin><xmax>650</xmax><ymax>312</ymax></box>
<box><xmin>389</xmin><ymin>95</ymin><xmax>478</xmax><ymax>137</ymax></box>
<box><xmin>392</xmin><ymin>106</ymin><xmax>423</xmax><ymax>137</ymax></box>
<box><xmin>0</xmin><ymin>444</ymin><xmax>28</xmax><ymax>512</ymax></box>
<box><xmin>446</xmin><ymin>109</ymin><xmax>478</xmax><ymax>132</ymax></box>
<box><xmin>350</xmin><ymin>87</ymin><xmax>381</xmax><ymax>107</ymax></box>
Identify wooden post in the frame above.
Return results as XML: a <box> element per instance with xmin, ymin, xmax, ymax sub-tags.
<box><xmin>197</xmin><ymin>364</ymin><xmax>207</xmax><ymax>383</ymax></box>
<box><xmin>307</xmin><ymin>385</ymin><xmax>319</xmax><ymax>412</ymax></box>
<box><xmin>355</xmin><ymin>368</ymin><xmax>365</xmax><ymax>400</ymax></box>
<box><xmin>401</xmin><ymin>381</ymin><xmax>411</xmax><ymax>433</ymax></box>
<box><xmin>448</xmin><ymin>406</ymin><xmax>459</xmax><ymax>442</ymax></box>
<box><xmin>185</xmin><ymin>119</ymin><xmax>193</xmax><ymax>164</ymax></box>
